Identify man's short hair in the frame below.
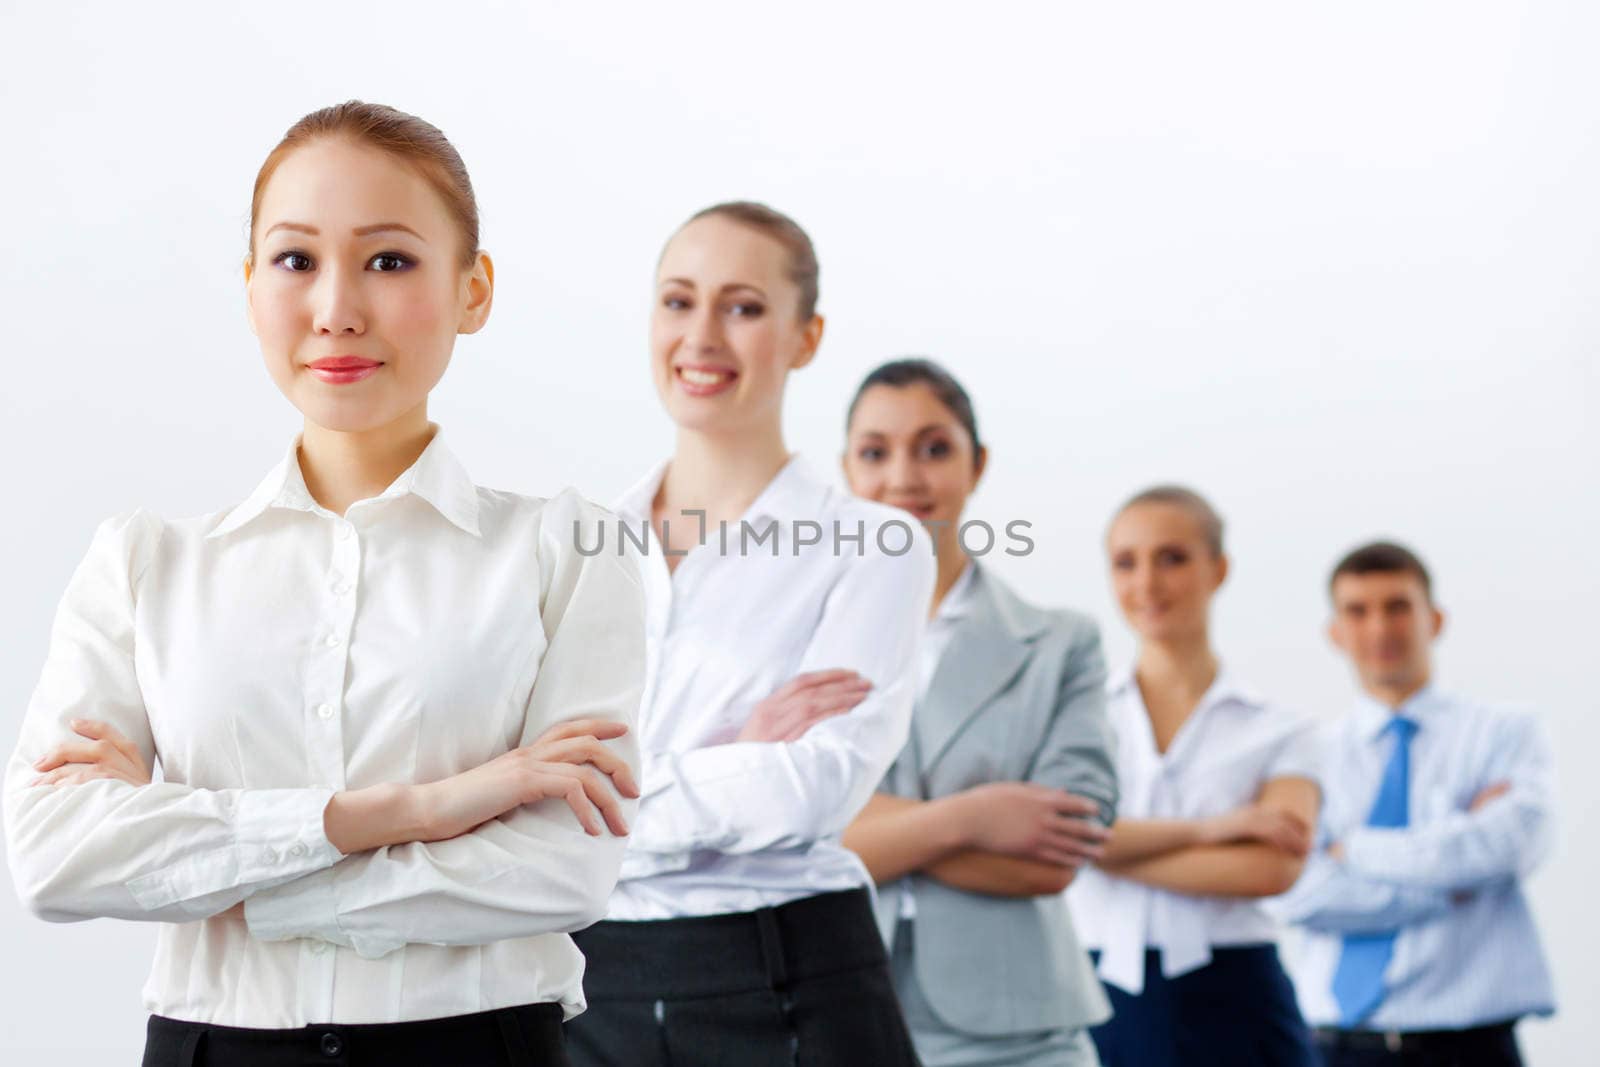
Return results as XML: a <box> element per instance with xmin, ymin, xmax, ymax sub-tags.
<box><xmin>1328</xmin><ymin>540</ymin><xmax>1433</xmax><ymax>603</ymax></box>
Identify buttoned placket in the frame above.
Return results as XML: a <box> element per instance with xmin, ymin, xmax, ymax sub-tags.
<box><xmin>299</xmin><ymin>511</ymin><xmax>362</xmax><ymax>1019</ymax></box>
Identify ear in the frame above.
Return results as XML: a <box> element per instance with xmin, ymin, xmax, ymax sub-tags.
<box><xmin>1430</xmin><ymin>606</ymin><xmax>1446</xmax><ymax>641</ymax></box>
<box><xmin>790</xmin><ymin>313</ymin><xmax>825</xmax><ymax>371</ymax></box>
<box><xmin>458</xmin><ymin>251</ymin><xmax>495</xmax><ymax>335</ymax></box>
<box><xmin>242</xmin><ymin>256</ymin><xmax>259</xmax><ymax>337</ymax></box>
<box><xmin>971</xmin><ymin>444</ymin><xmax>989</xmax><ymax>487</ymax></box>
<box><xmin>1326</xmin><ymin>615</ymin><xmax>1346</xmax><ymax>654</ymax></box>
<box><xmin>1213</xmin><ymin>552</ymin><xmax>1231</xmax><ymax>590</ymax></box>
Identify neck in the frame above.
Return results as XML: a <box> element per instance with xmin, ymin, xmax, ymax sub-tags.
<box><xmin>930</xmin><ymin>534</ymin><xmax>970</xmax><ymax>618</ymax></box>
<box><xmin>657</xmin><ymin>424</ymin><xmax>791</xmax><ymax>525</ymax></box>
<box><xmin>1135</xmin><ymin>633</ymin><xmax>1219</xmax><ymax>704</ymax></box>
<box><xmin>1363</xmin><ymin>671</ymin><xmax>1432</xmax><ymax>711</ymax></box>
<box><xmin>298</xmin><ymin>405</ymin><xmax>435</xmax><ymax>517</ymax></box>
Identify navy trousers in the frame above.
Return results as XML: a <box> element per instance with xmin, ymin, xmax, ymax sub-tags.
<box><xmin>1088</xmin><ymin>946</ymin><xmax>1316</xmax><ymax>1067</ymax></box>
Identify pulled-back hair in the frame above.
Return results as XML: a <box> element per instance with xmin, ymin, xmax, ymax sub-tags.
<box><xmin>1113</xmin><ymin>485</ymin><xmax>1226</xmax><ymax>557</ymax></box>
<box><xmin>248</xmin><ymin>100</ymin><xmax>479</xmax><ymax>268</ymax></box>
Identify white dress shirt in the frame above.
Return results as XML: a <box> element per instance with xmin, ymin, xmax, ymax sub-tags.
<box><xmin>1067</xmin><ymin>667</ymin><xmax>1322</xmax><ymax>995</ymax></box>
<box><xmin>1270</xmin><ymin>687</ymin><xmax>1557</xmax><ymax>1030</ymax></box>
<box><xmin>4</xmin><ymin>432</ymin><xmax>645</xmax><ymax>1028</ymax></box>
<box><xmin>606</xmin><ymin>455</ymin><xmax>935</xmax><ymax>920</ymax></box>
<box><xmin>898</xmin><ymin>559</ymin><xmax>977</xmax><ymax>920</ymax></box>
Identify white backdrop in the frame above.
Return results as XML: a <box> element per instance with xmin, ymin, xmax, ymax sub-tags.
<box><xmin>1</xmin><ymin>2</ymin><xmax>1594</xmax><ymax>1062</ymax></box>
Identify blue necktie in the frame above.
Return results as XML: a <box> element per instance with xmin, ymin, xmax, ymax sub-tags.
<box><xmin>1330</xmin><ymin>715</ymin><xmax>1419</xmax><ymax>1026</ymax></box>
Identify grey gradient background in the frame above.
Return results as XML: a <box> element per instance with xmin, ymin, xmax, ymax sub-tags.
<box><xmin>1</xmin><ymin>2</ymin><xmax>1594</xmax><ymax>1062</ymax></box>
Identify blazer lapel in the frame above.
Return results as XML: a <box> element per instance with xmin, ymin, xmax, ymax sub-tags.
<box><xmin>914</xmin><ymin>568</ymin><xmax>1036</xmax><ymax>773</ymax></box>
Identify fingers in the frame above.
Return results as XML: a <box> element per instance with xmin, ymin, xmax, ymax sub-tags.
<box><xmin>786</xmin><ymin>669</ymin><xmax>865</xmax><ymax>692</ymax></box>
<box><xmin>1050</xmin><ymin>813</ymin><xmax>1111</xmax><ymax>843</ymax></box>
<box><xmin>68</xmin><ymin>719</ymin><xmax>141</xmax><ymax>762</ymax></box>
<box><xmin>33</xmin><ymin>740</ymin><xmax>119</xmax><ymax>774</ymax></box>
<box><xmin>536</xmin><ymin>718</ymin><xmax>630</xmax><ymax>745</ymax></box>
<box><xmin>777</xmin><ymin>705</ymin><xmax>855</xmax><ymax>742</ymax></box>
<box><xmin>30</xmin><ymin>765</ymin><xmax>122</xmax><ymax>787</ymax></box>
<box><xmin>541</xmin><ymin>737</ymin><xmax>640</xmax><ymax>798</ymax></box>
<box><xmin>1051</xmin><ymin>793</ymin><xmax>1103</xmax><ymax>818</ymax></box>
<box><xmin>528</xmin><ymin>763</ymin><xmax>630</xmax><ymax>837</ymax></box>
<box><xmin>1040</xmin><ymin>829</ymin><xmax>1105</xmax><ymax>863</ymax></box>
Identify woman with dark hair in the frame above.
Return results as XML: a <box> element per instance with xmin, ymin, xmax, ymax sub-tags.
<box><xmin>563</xmin><ymin>204</ymin><xmax>932</xmax><ymax>1067</ymax></box>
<box><xmin>5</xmin><ymin>101</ymin><xmax>644</xmax><ymax>1066</ymax></box>
<box><xmin>840</xmin><ymin>357</ymin><xmax>1118</xmax><ymax>1066</ymax></box>
<box><xmin>1067</xmin><ymin>486</ymin><xmax>1322</xmax><ymax>1067</ymax></box>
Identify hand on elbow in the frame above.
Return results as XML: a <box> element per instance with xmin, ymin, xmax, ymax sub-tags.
<box><xmin>955</xmin><ymin>783</ymin><xmax>1109</xmax><ymax>868</ymax></box>
<box><xmin>1200</xmin><ymin>804</ymin><xmax>1313</xmax><ymax>858</ymax></box>
<box><xmin>28</xmin><ymin>720</ymin><xmax>151</xmax><ymax>788</ymax></box>
<box><xmin>737</xmin><ymin>669</ymin><xmax>873</xmax><ymax>743</ymax></box>
<box><xmin>416</xmin><ymin>718</ymin><xmax>639</xmax><ymax>843</ymax></box>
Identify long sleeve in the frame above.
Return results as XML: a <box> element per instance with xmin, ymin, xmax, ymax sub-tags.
<box><xmin>3</xmin><ymin>511</ymin><xmax>344</xmax><ymax>923</ymax></box>
<box><xmin>1341</xmin><ymin>712</ymin><xmax>1555</xmax><ymax>890</ymax></box>
<box><xmin>244</xmin><ymin>492</ymin><xmax>646</xmax><ymax>958</ymax></box>
<box><xmin>622</xmin><ymin>531</ymin><xmax>933</xmax><ymax>869</ymax></box>
<box><xmin>1024</xmin><ymin>616</ymin><xmax>1117</xmax><ymax>826</ymax></box>
<box><xmin>1268</xmin><ymin>850</ymin><xmax>1456</xmax><ymax>934</ymax></box>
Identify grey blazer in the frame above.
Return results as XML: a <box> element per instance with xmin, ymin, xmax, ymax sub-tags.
<box><xmin>873</xmin><ymin>563</ymin><xmax>1117</xmax><ymax>1037</ymax></box>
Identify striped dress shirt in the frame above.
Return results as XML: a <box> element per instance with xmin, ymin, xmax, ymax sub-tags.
<box><xmin>1271</xmin><ymin>686</ymin><xmax>1557</xmax><ymax>1030</ymax></box>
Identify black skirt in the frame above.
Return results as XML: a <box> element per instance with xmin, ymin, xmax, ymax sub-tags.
<box><xmin>565</xmin><ymin>887</ymin><xmax>921</xmax><ymax>1067</ymax></box>
<box><xmin>142</xmin><ymin>1002</ymin><xmax>566</xmax><ymax>1066</ymax></box>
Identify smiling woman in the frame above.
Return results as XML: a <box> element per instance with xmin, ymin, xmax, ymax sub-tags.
<box><xmin>562</xmin><ymin>204</ymin><xmax>933</xmax><ymax>1067</ymax></box>
<box><xmin>3</xmin><ymin>101</ymin><xmax>646</xmax><ymax>1067</ymax></box>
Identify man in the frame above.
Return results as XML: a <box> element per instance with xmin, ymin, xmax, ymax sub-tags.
<box><xmin>1273</xmin><ymin>541</ymin><xmax>1556</xmax><ymax>1067</ymax></box>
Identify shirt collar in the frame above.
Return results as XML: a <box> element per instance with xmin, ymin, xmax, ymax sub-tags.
<box><xmin>1352</xmin><ymin>682</ymin><xmax>1445</xmax><ymax>742</ymax></box>
<box><xmin>207</xmin><ymin>428</ymin><xmax>481</xmax><ymax>540</ymax></box>
<box><xmin>1107</xmin><ymin>662</ymin><xmax>1267</xmax><ymax>713</ymax></box>
<box><xmin>931</xmin><ymin>558</ymin><xmax>979</xmax><ymax>625</ymax></box>
<box><xmin>614</xmin><ymin>453</ymin><xmax>831</xmax><ymax>527</ymax></box>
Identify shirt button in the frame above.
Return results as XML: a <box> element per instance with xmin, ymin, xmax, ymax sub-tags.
<box><xmin>324</xmin><ymin>633</ymin><xmax>342</xmax><ymax>648</ymax></box>
<box><xmin>315</xmin><ymin>703</ymin><xmax>335</xmax><ymax>720</ymax></box>
<box><xmin>337</xmin><ymin>525</ymin><xmax>354</xmax><ymax>541</ymax></box>
<box><xmin>331</xmin><ymin>581</ymin><xmax>352</xmax><ymax>596</ymax></box>
<box><xmin>261</xmin><ymin>847</ymin><xmax>278</xmax><ymax>864</ymax></box>
<box><xmin>289</xmin><ymin>842</ymin><xmax>308</xmax><ymax>858</ymax></box>
<box><xmin>320</xmin><ymin>1031</ymin><xmax>343</xmax><ymax>1057</ymax></box>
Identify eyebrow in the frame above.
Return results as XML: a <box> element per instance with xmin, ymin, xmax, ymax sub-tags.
<box><xmin>262</xmin><ymin>221</ymin><xmax>428</xmax><ymax>241</ymax></box>
<box><xmin>659</xmin><ymin>277</ymin><xmax>769</xmax><ymax>299</ymax></box>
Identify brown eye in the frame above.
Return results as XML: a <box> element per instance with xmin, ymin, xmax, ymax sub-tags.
<box><xmin>368</xmin><ymin>252</ymin><xmax>411</xmax><ymax>272</ymax></box>
<box><xmin>274</xmin><ymin>251</ymin><xmax>313</xmax><ymax>272</ymax></box>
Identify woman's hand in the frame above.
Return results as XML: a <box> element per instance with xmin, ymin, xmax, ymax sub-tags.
<box><xmin>29</xmin><ymin>720</ymin><xmax>151</xmax><ymax>787</ymax></box>
<box><xmin>1200</xmin><ymin>804</ymin><xmax>1313</xmax><ymax>857</ymax></box>
<box><xmin>408</xmin><ymin>718</ymin><xmax>639</xmax><ymax>845</ymax></box>
<box><xmin>951</xmin><ymin>782</ymin><xmax>1108</xmax><ymax>867</ymax></box>
<box><xmin>737</xmin><ymin>669</ymin><xmax>873</xmax><ymax>743</ymax></box>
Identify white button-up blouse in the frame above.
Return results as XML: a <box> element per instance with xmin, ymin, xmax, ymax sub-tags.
<box><xmin>1067</xmin><ymin>667</ymin><xmax>1323</xmax><ymax>995</ymax></box>
<box><xmin>3</xmin><ymin>432</ymin><xmax>645</xmax><ymax>1028</ymax></box>
<box><xmin>605</xmin><ymin>455</ymin><xmax>935</xmax><ymax>920</ymax></box>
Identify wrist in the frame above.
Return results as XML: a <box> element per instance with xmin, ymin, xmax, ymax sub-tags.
<box><xmin>939</xmin><ymin>791</ymin><xmax>984</xmax><ymax>849</ymax></box>
<box><xmin>326</xmin><ymin>783</ymin><xmax>428</xmax><ymax>854</ymax></box>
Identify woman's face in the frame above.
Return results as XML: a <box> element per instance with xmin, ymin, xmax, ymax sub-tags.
<box><xmin>843</xmin><ymin>382</ymin><xmax>984</xmax><ymax>540</ymax></box>
<box><xmin>651</xmin><ymin>215</ymin><xmax>822</xmax><ymax>436</ymax></box>
<box><xmin>1106</xmin><ymin>502</ymin><xmax>1227</xmax><ymax>643</ymax></box>
<box><xmin>246</xmin><ymin>137</ymin><xmax>492</xmax><ymax>435</ymax></box>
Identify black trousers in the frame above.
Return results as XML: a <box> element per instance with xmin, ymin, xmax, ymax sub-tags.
<box><xmin>142</xmin><ymin>1002</ymin><xmax>567</xmax><ymax>1066</ymax></box>
<box><xmin>1313</xmin><ymin>1022</ymin><xmax>1523</xmax><ymax>1067</ymax></box>
<box><xmin>565</xmin><ymin>887</ymin><xmax>921</xmax><ymax>1067</ymax></box>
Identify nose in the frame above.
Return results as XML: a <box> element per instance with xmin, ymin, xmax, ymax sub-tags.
<box><xmin>885</xmin><ymin>451</ymin><xmax>926</xmax><ymax>492</ymax></box>
<box><xmin>311</xmin><ymin>264</ymin><xmax>368</xmax><ymax>337</ymax></box>
<box><xmin>683</xmin><ymin>303</ymin><xmax>723</xmax><ymax>354</ymax></box>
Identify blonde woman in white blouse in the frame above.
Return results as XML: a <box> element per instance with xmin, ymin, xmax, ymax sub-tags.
<box><xmin>562</xmin><ymin>203</ymin><xmax>933</xmax><ymax>1067</ymax></box>
<box><xmin>1066</xmin><ymin>486</ymin><xmax>1321</xmax><ymax>1067</ymax></box>
<box><xmin>3</xmin><ymin>102</ymin><xmax>645</xmax><ymax>1067</ymax></box>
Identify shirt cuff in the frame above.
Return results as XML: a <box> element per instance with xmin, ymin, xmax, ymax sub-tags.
<box><xmin>244</xmin><ymin>863</ymin><xmax>343</xmax><ymax>945</ymax></box>
<box><xmin>125</xmin><ymin>787</ymin><xmax>341</xmax><ymax>914</ymax></box>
